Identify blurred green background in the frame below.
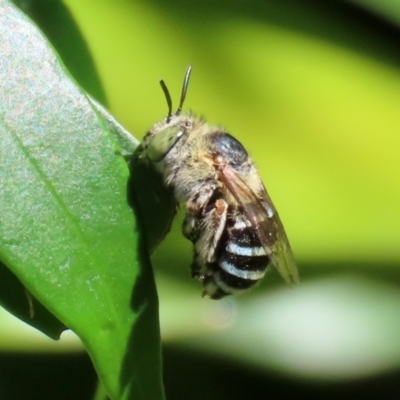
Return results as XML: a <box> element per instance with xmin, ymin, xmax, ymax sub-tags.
<box><xmin>1</xmin><ymin>0</ymin><xmax>400</xmax><ymax>398</ymax></box>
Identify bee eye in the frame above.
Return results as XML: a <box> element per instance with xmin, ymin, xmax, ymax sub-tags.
<box><xmin>209</xmin><ymin>132</ymin><xmax>248</xmax><ymax>166</ymax></box>
<box><xmin>147</xmin><ymin>126</ymin><xmax>184</xmax><ymax>162</ymax></box>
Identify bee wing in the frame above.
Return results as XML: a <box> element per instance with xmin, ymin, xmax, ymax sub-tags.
<box><xmin>219</xmin><ymin>165</ymin><xmax>299</xmax><ymax>286</ymax></box>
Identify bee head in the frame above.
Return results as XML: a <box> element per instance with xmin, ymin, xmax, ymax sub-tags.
<box><xmin>142</xmin><ymin>66</ymin><xmax>193</xmax><ymax>163</ymax></box>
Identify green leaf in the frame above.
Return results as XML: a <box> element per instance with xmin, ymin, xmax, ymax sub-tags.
<box><xmin>0</xmin><ymin>1</ymin><xmax>165</xmax><ymax>399</ymax></box>
<box><xmin>90</xmin><ymin>97</ymin><xmax>176</xmax><ymax>254</ymax></box>
<box><xmin>11</xmin><ymin>0</ymin><xmax>107</xmax><ymax>104</ymax></box>
<box><xmin>89</xmin><ymin>97</ymin><xmax>139</xmax><ymax>157</ymax></box>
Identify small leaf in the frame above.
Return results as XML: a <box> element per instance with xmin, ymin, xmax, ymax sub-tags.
<box><xmin>0</xmin><ymin>1</ymin><xmax>165</xmax><ymax>399</ymax></box>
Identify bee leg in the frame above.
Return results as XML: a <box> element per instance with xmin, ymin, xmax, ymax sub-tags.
<box><xmin>190</xmin><ymin>198</ymin><xmax>228</xmax><ymax>271</ymax></box>
<box><xmin>213</xmin><ymin>199</ymin><xmax>228</xmax><ymax>242</ymax></box>
<box><xmin>201</xmin><ymin>262</ymin><xmax>230</xmax><ymax>299</ymax></box>
<box><xmin>204</xmin><ymin>198</ymin><xmax>228</xmax><ymax>262</ymax></box>
<box><xmin>182</xmin><ymin>213</ymin><xmax>201</xmax><ymax>243</ymax></box>
<box><xmin>186</xmin><ymin>199</ymin><xmax>229</xmax><ymax>290</ymax></box>
<box><xmin>190</xmin><ymin>254</ymin><xmax>203</xmax><ymax>279</ymax></box>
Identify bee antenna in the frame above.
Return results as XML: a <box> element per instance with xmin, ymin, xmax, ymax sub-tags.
<box><xmin>160</xmin><ymin>79</ymin><xmax>173</xmax><ymax>122</ymax></box>
<box><xmin>176</xmin><ymin>65</ymin><xmax>192</xmax><ymax>115</ymax></box>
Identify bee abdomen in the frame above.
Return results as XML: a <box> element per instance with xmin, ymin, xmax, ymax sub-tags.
<box><xmin>219</xmin><ymin>251</ymin><xmax>268</xmax><ymax>281</ymax></box>
<box><xmin>211</xmin><ymin>223</ymin><xmax>270</xmax><ymax>297</ymax></box>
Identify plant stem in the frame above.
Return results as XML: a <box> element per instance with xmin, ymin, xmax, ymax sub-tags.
<box><xmin>92</xmin><ymin>379</ymin><xmax>109</xmax><ymax>400</ymax></box>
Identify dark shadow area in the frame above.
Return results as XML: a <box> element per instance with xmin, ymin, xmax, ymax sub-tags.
<box><xmin>163</xmin><ymin>344</ymin><xmax>400</xmax><ymax>400</ymax></box>
<box><xmin>143</xmin><ymin>0</ymin><xmax>400</xmax><ymax>70</ymax></box>
<box><xmin>114</xmin><ymin>159</ymin><xmax>166</xmax><ymax>399</ymax></box>
<box><xmin>127</xmin><ymin>154</ymin><xmax>177</xmax><ymax>255</ymax></box>
<box><xmin>0</xmin><ymin>262</ymin><xmax>65</xmax><ymax>340</ymax></box>
<box><xmin>0</xmin><ymin>352</ymin><xmax>97</xmax><ymax>400</ymax></box>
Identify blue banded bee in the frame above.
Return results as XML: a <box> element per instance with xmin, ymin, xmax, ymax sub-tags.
<box><xmin>140</xmin><ymin>67</ymin><xmax>299</xmax><ymax>299</ymax></box>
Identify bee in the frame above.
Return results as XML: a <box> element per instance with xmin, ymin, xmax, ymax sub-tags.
<box><xmin>140</xmin><ymin>66</ymin><xmax>299</xmax><ymax>299</ymax></box>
